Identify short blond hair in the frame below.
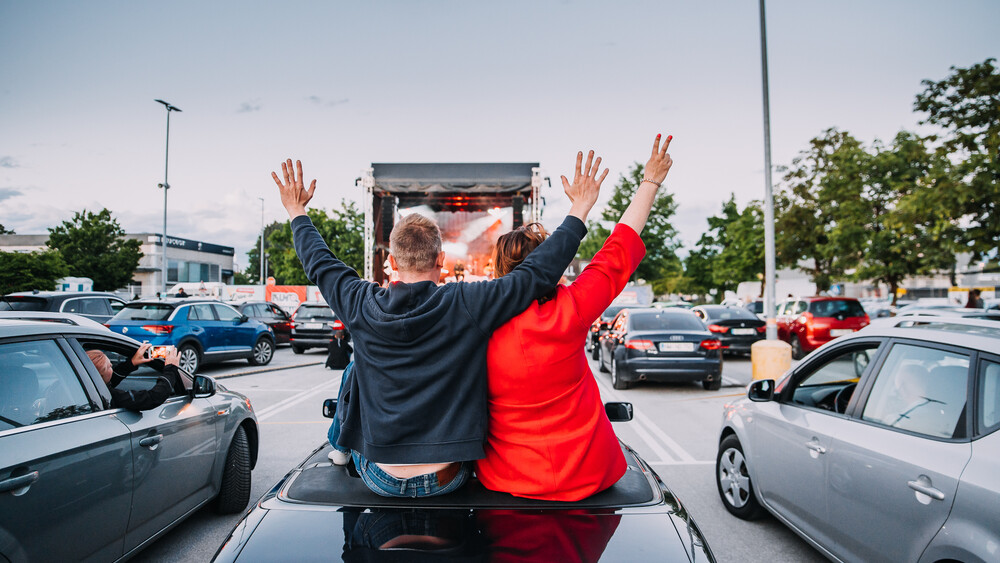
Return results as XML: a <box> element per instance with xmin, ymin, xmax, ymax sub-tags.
<box><xmin>390</xmin><ymin>213</ymin><xmax>442</xmax><ymax>272</ymax></box>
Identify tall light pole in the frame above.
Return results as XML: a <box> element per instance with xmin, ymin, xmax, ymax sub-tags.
<box><xmin>155</xmin><ymin>99</ymin><xmax>181</xmax><ymax>296</ymax></box>
<box><xmin>758</xmin><ymin>0</ymin><xmax>778</xmax><ymax>340</ymax></box>
<box><xmin>258</xmin><ymin>196</ymin><xmax>265</xmax><ymax>286</ymax></box>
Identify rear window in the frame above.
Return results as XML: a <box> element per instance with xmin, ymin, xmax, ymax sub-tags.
<box><xmin>808</xmin><ymin>300</ymin><xmax>866</xmax><ymax>318</ymax></box>
<box><xmin>296</xmin><ymin>305</ymin><xmax>337</xmax><ymax>320</ymax></box>
<box><xmin>630</xmin><ymin>312</ymin><xmax>705</xmax><ymax>331</ymax></box>
<box><xmin>746</xmin><ymin>301</ymin><xmax>763</xmax><ymax>314</ymax></box>
<box><xmin>113</xmin><ymin>303</ymin><xmax>174</xmax><ymax>321</ymax></box>
<box><xmin>0</xmin><ymin>297</ymin><xmax>47</xmax><ymax>311</ymax></box>
<box><xmin>602</xmin><ymin>305</ymin><xmax>626</xmax><ymax>320</ymax></box>
<box><xmin>706</xmin><ymin>307</ymin><xmax>758</xmax><ymax>321</ymax></box>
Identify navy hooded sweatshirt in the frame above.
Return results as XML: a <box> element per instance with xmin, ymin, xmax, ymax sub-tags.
<box><xmin>292</xmin><ymin>214</ymin><xmax>586</xmax><ymax>464</ymax></box>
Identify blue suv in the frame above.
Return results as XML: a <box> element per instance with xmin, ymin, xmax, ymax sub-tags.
<box><xmin>106</xmin><ymin>299</ymin><xmax>275</xmax><ymax>373</ymax></box>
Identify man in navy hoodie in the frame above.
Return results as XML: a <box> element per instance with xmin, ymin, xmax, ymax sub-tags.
<box><xmin>272</xmin><ymin>153</ymin><xmax>605</xmax><ymax>497</ymax></box>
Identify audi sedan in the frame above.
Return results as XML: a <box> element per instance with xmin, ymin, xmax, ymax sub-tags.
<box><xmin>716</xmin><ymin>316</ymin><xmax>1000</xmax><ymax>562</ymax></box>
<box><xmin>691</xmin><ymin>305</ymin><xmax>766</xmax><ymax>355</ymax></box>
<box><xmin>0</xmin><ymin>317</ymin><xmax>258</xmax><ymax>562</ymax></box>
<box><xmin>597</xmin><ymin>308</ymin><xmax>723</xmax><ymax>390</ymax></box>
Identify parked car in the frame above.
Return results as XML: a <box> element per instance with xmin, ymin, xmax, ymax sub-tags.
<box><xmin>775</xmin><ymin>296</ymin><xmax>870</xmax><ymax>360</ymax></box>
<box><xmin>691</xmin><ymin>305</ymin><xmax>766</xmax><ymax>355</ymax></box>
<box><xmin>716</xmin><ymin>316</ymin><xmax>1000</xmax><ymax>563</ymax></box>
<box><xmin>1</xmin><ymin>290</ymin><xmax>126</xmax><ymax>324</ymax></box>
<box><xmin>586</xmin><ymin>304</ymin><xmax>629</xmax><ymax>358</ymax></box>
<box><xmin>290</xmin><ymin>302</ymin><xmax>347</xmax><ymax>354</ymax></box>
<box><xmin>230</xmin><ymin>301</ymin><xmax>293</xmax><ymax>345</ymax></box>
<box><xmin>0</xmin><ymin>310</ymin><xmax>110</xmax><ymax>330</ymax></box>
<box><xmin>105</xmin><ymin>299</ymin><xmax>275</xmax><ymax>373</ymax></box>
<box><xmin>213</xmin><ymin>401</ymin><xmax>715</xmax><ymax>562</ymax></box>
<box><xmin>597</xmin><ymin>308</ymin><xmax>723</xmax><ymax>390</ymax></box>
<box><xmin>743</xmin><ymin>299</ymin><xmax>764</xmax><ymax>320</ymax></box>
<box><xmin>895</xmin><ymin>307</ymin><xmax>1000</xmax><ymax>321</ymax></box>
<box><xmin>893</xmin><ymin>301</ymin><xmax>960</xmax><ymax>317</ymax></box>
<box><xmin>0</xmin><ymin>316</ymin><xmax>258</xmax><ymax>562</ymax></box>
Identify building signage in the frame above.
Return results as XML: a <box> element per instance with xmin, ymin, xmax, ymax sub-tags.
<box><xmin>149</xmin><ymin>234</ymin><xmax>234</xmax><ymax>256</ymax></box>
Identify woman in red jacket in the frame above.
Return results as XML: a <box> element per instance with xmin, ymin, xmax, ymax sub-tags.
<box><xmin>476</xmin><ymin>134</ymin><xmax>674</xmax><ymax>501</ymax></box>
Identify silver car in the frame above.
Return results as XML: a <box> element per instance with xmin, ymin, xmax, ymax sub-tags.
<box><xmin>716</xmin><ymin>316</ymin><xmax>1000</xmax><ymax>562</ymax></box>
<box><xmin>0</xmin><ymin>317</ymin><xmax>259</xmax><ymax>562</ymax></box>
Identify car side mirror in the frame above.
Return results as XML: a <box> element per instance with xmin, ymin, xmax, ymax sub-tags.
<box><xmin>604</xmin><ymin>402</ymin><xmax>633</xmax><ymax>422</ymax></box>
<box><xmin>323</xmin><ymin>398</ymin><xmax>337</xmax><ymax>418</ymax></box>
<box><xmin>747</xmin><ymin>379</ymin><xmax>775</xmax><ymax>402</ymax></box>
<box><xmin>238</xmin><ymin>315</ymin><xmax>249</xmax><ymax>323</ymax></box>
<box><xmin>191</xmin><ymin>375</ymin><xmax>216</xmax><ymax>398</ymax></box>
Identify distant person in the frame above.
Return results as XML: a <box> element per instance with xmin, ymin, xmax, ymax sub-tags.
<box><xmin>176</xmin><ymin>287</ymin><xmax>189</xmax><ymax>298</ymax></box>
<box><xmin>965</xmin><ymin>289</ymin><xmax>984</xmax><ymax>309</ymax></box>
<box><xmin>325</xmin><ymin>332</ymin><xmax>352</xmax><ymax>370</ymax></box>
<box><xmin>271</xmin><ymin>153</ymin><xmax>599</xmax><ymax>498</ymax></box>
<box><xmin>87</xmin><ymin>344</ymin><xmax>184</xmax><ymax>410</ymax></box>
<box><xmin>476</xmin><ymin>134</ymin><xmax>673</xmax><ymax>500</ymax></box>
<box><xmin>453</xmin><ymin>260</ymin><xmax>465</xmax><ymax>282</ymax></box>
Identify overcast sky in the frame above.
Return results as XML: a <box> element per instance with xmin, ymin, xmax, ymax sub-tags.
<box><xmin>1</xmin><ymin>0</ymin><xmax>997</xmax><ymax>270</ymax></box>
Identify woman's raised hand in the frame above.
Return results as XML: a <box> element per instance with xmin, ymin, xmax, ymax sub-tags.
<box><xmin>644</xmin><ymin>134</ymin><xmax>673</xmax><ymax>186</ymax></box>
<box><xmin>562</xmin><ymin>150</ymin><xmax>608</xmax><ymax>221</ymax></box>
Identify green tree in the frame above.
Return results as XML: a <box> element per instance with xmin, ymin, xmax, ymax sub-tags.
<box><xmin>0</xmin><ymin>250</ymin><xmax>69</xmax><ymax>294</ymax></box>
<box><xmin>914</xmin><ymin>58</ymin><xmax>1000</xmax><ymax>261</ymax></box>
<box><xmin>775</xmin><ymin>128</ymin><xmax>869</xmax><ymax>291</ymax></box>
<box><xmin>682</xmin><ymin>245</ymin><xmax>718</xmax><ymax>297</ymax></box>
<box><xmin>46</xmin><ymin>209</ymin><xmax>143</xmax><ymax>291</ymax></box>
<box><xmin>577</xmin><ymin>163</ymin><xmax>682</xmax><ymax>286</ymax></box>
<box><xmin>0</xmin><ymin>224</ymin><xmax>14</xmax><ymax>234</ymax></box>
<box><xmin>854</xmin><ymin>131</ymin><xmax>957</xmax><ymax>304</ymax></box>
<box><xmin>243</xmin><ymin>221</ymin><xmax>284</xmax><ymax>284</ymax></box>
<box><xmin>269</xmin><ymin>200</ymin><xmax>364</xmax><ymax>284</ymax></box>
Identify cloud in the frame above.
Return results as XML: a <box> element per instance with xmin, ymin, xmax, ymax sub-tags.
<box><xmin>0</xmin><ymin>156</ymin><xmax>18</xmax><ymax>168</ymax></box>
<box><xmin>306</xmin><ymin>96</ymin><xmax>349</xmax><ymax>108</ymax></box>
<box><xmin>0</xmin><ymin>187</ymin><xmax>23</xmax><ymax>202</ymax></box>
<box><xmin>237</xmin><ymin>100</ymin><xmax>262</xmax><ymax>113</ymax></box>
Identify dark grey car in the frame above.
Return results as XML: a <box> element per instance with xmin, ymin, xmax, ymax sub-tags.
<box><xmin>717</xmin><ymin>316</ymin><xmax>1000</xmax><ymax>562</ymax></box>
<box><xmin>0</xmin><ymin>317</ymin><xmax>259</xmax><ymax>562</ymax></box>
<box><xmin>1</xmin><ymin>291</ymin><xmax>126</xmax><ymax>324</ymax></box>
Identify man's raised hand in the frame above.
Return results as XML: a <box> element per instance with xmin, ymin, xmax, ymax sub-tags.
<box><xmin>271</xmin><ymin>159</ymin><xmax>316</xmax><ymax>219</ymax></box>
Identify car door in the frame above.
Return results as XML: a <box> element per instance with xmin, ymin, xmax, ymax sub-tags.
<box><xmin>62</xmin><ymin>297</ymin><xmax>113</xmax><ymax>323</ymax></box>
<box><xmin>749</xmin><ymin>340</ymin><xmax>883</xmax><ymax>550</ymax></box>
<box><xmin>0</xmin><ymin>337</ymin><xmax>133</xmax><ymax>563</ymax></box>
<box><xmin>213</xmin><ymin>303</ymin><xmax>255</xmax><ymax>356</ymax></box>
<box><xmin>185</xmin><ymin>303</ymin><xmax>225</xmax><ymax>357</ymax></box>
<box><xmin>97</xmin><ymin>347</ymin><xmax>221</xmax><ymax>554</ymax></box>
<box><xmin>823</xmin><ymin>341</ymin><xmax>972</xmax><ymax>562</ymax></box>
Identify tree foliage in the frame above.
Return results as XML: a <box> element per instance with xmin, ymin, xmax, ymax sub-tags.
<box><xmin>46</xmin><ymin>209</ymin><xmax>143</xmax><ymax>291</ymax></box>
<box><xmin>0</xmin><ymin>250</ymin><xmax>69</xmax><ymax>294</ymax></box>
<box><xmin>268</xmin><ymin>200</ymin><xmax>364</xmax><ymax>285</ymax></box>
<box><xmin>0</xmin><ymin>224</ymin><xmax>14</xmax><ymax>234</ymax></box>
<box><xmin>243</xmin><ymin>221</ymin><xmax>285</xmax><ymax>284</ymax></box>
<box><xmin>577</xmin><ymin>163</ymin><xmax>682</xmax><ymax>286</ymax></box>
<box><xmin>914</xmin><ymin>57</ymin><xmax>1000</xmax><ymax>261</ymax></box>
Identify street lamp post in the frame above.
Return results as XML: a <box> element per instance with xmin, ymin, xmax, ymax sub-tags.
<box><xmin>758</xmin><ymin>0</ymin><xmax>778</xmax><ymax>340</ymax></box>
<box><xmin>258</xmin><ymin>196</ymin><xmax>265</xmax><ymax>286</ymax></box>
<box><xmin>155</xmin><ymin>99</ymin><xmax>182</xmax><ymax>296</ymax></box>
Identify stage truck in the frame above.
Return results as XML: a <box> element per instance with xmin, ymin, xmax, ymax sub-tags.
<box><xmin>357</xmin><ymin>163</ymin><xmax>547</xmax><ymax>285</ymax></box>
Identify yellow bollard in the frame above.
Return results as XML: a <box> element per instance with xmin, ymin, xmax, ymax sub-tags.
<box><xmin>751</xmin><ymin>339</ymin><xmax>792</xmax><ymax>381</ymax></box>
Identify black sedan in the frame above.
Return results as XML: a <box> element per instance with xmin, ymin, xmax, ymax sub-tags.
<box><xmin>691</xmin><ymin>305</ymin><xmax>766</xmax><ymax>355</ymax></box>
<box><xmin>1</xmin><ymin>290</ymin><xmax>126</xmax><ymax>324</ymax></box>
<box><xmin>290</xmin><ymin>302</ymin><xmax>348</xmax><ymax>354</ymax></box>
<box><xmin>598</xmin><ymin>308</ymin><xmax>723</xmax><ymax>390</ymax></box>
<box><xmin>586</xmin><ymin>304</ymin><xmax>628</xmax><ymax>359</ymax></box>
<box><xmin>213</xmin><ymin>402</ymin><xmax>715</xmax><ymax>562</ymax></box>
<box><xmin>230</xmin><ymin>301</ymin><xmax>294</xmax><ymax>345</ymax></box>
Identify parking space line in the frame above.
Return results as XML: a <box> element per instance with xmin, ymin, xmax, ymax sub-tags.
<box><xmin>256</xmin><ymin>376</ymin><xmax>341</xmax><ymax>421</ymax></box>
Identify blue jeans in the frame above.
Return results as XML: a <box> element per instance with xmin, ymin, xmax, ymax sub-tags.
<box><xmin>328</xmin><ymin>362</ymin><xmax>470</xmax><ymax>498</ymax></box>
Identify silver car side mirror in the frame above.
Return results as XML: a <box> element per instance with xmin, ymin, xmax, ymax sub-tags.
<box><xmin>747</xmin><ymin>379</ymin><xmax>775</xmax><ymax>402</ymax></box>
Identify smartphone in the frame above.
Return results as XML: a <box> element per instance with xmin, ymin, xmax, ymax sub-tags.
<box><xmin>150</xmin><ymin>346</ymin><xmax>170</xmax><ymax>359</ymax></box>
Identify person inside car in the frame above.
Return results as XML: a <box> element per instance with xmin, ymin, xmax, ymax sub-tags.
<box><xmin>475</xmin><ymin>134</ymin><xmax>673</xmax><ymax>500</ymax></box>
<box><xmin>271</xmin><ymin>154</ymin><xmax>600</xmax><ymax>498</ymax></box>
<box><xmin>87</xmin><ymin>344</ymin><xmax>184</xmax><ymax>411</ymax></box>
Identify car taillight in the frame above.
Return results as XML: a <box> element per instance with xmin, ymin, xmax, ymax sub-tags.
<box><xmin>331</xmin><ymin>320</ymin><xmax>345</xmax><ymax>330</ymax></box>
<box><xmin>142</xmin><ymin>325</ymin><xmax>174</xmax><ymax>335</ymax></box>
<box><xmin>756</xmin><ymin>326</ymin><xmax>767</xmax><ymax>333</ymax></box>
<box><xmin>707</xmin><ymin>324</ymin><xmax>730</xmax><ymax>333</ymax></box>
<box><xmin>590</xmin><ymin>324</ymin><xmax>600</xmax><ymax>333</ymax></box>
<box><xmin>700</xmin><ymin>339</ymin><xmax>726</xmax><ymax>350</ymax></box>
<box><xmin>625</xmin><ymin>339</ymin><xmax>654</xmax><ymax>350</ymax></box>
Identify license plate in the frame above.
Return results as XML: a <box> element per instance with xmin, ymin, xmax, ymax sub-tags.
<box><xmin>659</xmin><ymin>342</ymin><xmax>694</xmax><ymax>352</ymax></box>
<box><xmin>732</xmin><ymin>328</ymin><xmax>755</xmax><ymax>335</ymax></box>
<box><xmin>830</xmin><ymin>329</ymin><xmax>854</xmax><ymax>337</ymax></box>
<box><xmin>303</xmin><ymin>322</ymin><xmax>323</xmax><ymax>329</ymax></box>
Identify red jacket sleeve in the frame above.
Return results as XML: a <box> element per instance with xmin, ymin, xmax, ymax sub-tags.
<box><xmin>567</xmin><ymin>223</ymin><xmax>646</xmax><ymax>329</ymax></box>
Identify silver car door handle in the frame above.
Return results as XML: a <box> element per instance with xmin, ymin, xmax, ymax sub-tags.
<box><xmin>908</xmin><ymin>478</ymin><xmax>945</xmax><ymax>501</ymax></box>
<box><xmin>139</xmin><ymin>434</ymin><xmax>164</xmax><ymax>449</ymax></box>
<box><xmin>0</xmin><ymin>471</ymin><xmax>39</xmax><ymax>494</ymax></box>
<box><xmin>805</xmin><ymin>441</ymin><xmax>827</xmax><ymax>454</ymax></box>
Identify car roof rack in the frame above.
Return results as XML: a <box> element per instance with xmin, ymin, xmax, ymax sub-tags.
<box><xmin>883</xmin><ymin>315</ymin><xmax>1000</xmax><ymax>337</ymax></box>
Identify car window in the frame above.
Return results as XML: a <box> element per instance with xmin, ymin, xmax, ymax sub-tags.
<box><xmin>612</xmin><ymin>313</ymin><xmax>627</xmax><ymax>332</ymax></box>
<box><xmin>978</xmin><ymin>359</ymin><xmax>1000</xmax><ymax>434</ymax></box>
<box><xmin>0</xmin><ymin>340</ymin><xmax>95</xmax><ymax>430</ymax></box>
<box><xmin>602</xmin><ymin>305</ymin><xmax>626</xmax><ymax>320</ymax></box>
<box><xmin>809</xmin><ymin>299</ymin><xmax>866</xmax><ymax>318</ymax></box>
<box><xmin>861</xmin><ymin>343</ymin><xmax>970</xmax><ymax>439</ymax></box>
<box><xmin>64</xmin><ymin>298</ymin><xmax>109</xmax><ymax>316</ymax></box>
<box><xmin>747</xmin><ymin>301</ymin><xmax>763</xmax><ymax>314</ymax></box>
<box><xmin>187</xmin><ymin>304</ymin><xmax>215</xmax><ymax>321</ymax></box>
<box><xmin>630</xmin><ymin>312</ymin><xmax>705</xmax><ymax>331</ymax></box>
<box><xmin>99</xmin><ymin>348</ymin><xmax>188</xmax><ymax>396</ymax></box>
<box><xmin>109</xmin><ymin>299</ymin><xmax>125</xmax><ymax>314</ymax></box>
<box><xmin>295</xmin><ymin>305</ymin><xmax>337</xmax><ymax>320</ymax></box>
<box><xmin>115</xmin><ymin>304</ymin><xmax>174</xmax><ymax>321</ymax></box>
<box><xmin>793</xmin><ymin>301</ymin><xmax>808</xmax><ymax>315</ymax></box>
<box><xmin>789</xmin><ymin>344</ymin><xmax>880</xmax><ymax>410</ymax></box>
<box><xmin>213</xmin><ymin>304</ymin><xmax>242</xmax><ymax>322</ymax></box>
<box><xmin>709</xmin><ymin>307</ymin><xmax>758</xmax><ymax>321</ymax></box>
<box><xmin>0</xmin><ymin>297</ymin><xmax>47</xmax><ymax>311</ymax></box>
<box><xmin>268</xmin><ymin>304</ymin><xmax>287</xmax><ymax>318</ymax></box>
<box><xmin>243</xmin><ymin>304</ymin><xmax>261</xmax><ymax>317</ymax></box>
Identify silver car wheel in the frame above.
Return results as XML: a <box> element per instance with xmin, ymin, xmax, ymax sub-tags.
<box><xmin>179</xmin><ymin>346</ymin><xmax>199</xmax><ymax>373</ymax></box>
<box><xmin>718</xmin><ymin>446</ymin><xmax>752</xmax><ymax>508</ymax></box>
<box><xmin>253</xmin><ymin>339</ymin><xmax>273</xmax><ymax>364</ymax></box>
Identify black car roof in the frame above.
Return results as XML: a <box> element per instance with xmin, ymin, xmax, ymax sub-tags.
<box><xmin>0</xmin><ymin>318</ymin><xmax>138</xmax><ymax>344</ymax></box>
<box><xmin>3</xmin><ymin>291</ymin><xmax>123</xmax><ymax>302</ymax></box>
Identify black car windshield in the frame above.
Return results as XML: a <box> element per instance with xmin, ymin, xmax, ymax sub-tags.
<box><xmin>0</xmin><ymin>297</ymin><xmax>46</xmax><ymax>311</ymax></box>
<box><xmin>705</xmin><ymin>307</ymin><xmax>758</xmax><ymax>321</ymax></box>
<box><xmin>114</xmin><ymin>304</ymin><xmax>174</xmax><ymax>321</ymax></box>
<box><xmin>296</xmin><ymin>305</ymin><xmax>337</xmax><ymax>320</ymax></box>
<box><xmin>630</xmin><ymin>312</ymin><xmax>705</xmax><ymax>331</ymax></box>
<box><xmin>808</xmin><ymin>300</ymin><xmax>866</xmax><ymax>318</ymax></box>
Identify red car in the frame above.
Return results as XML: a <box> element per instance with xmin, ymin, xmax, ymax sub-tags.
<box><xmin>776</xmin><ymin>296</ymin><xmax>869</xmax><ymax>359</ymax></box>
